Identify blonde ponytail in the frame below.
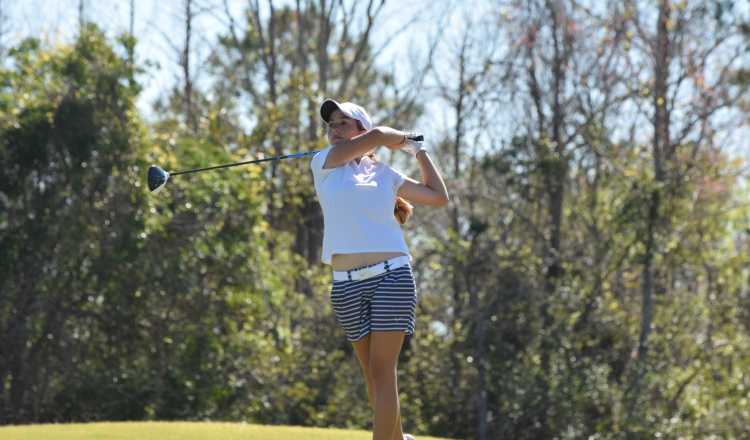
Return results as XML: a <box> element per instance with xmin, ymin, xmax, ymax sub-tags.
<box><xmin>395</xmin><ymin>196</ymin><xmax>413</xmax><ymax>225</ymax></box>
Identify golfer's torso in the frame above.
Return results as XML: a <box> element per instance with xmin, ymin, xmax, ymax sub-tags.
<box><xmin>320</xmin><ymin>158</ymin><xmax>408</xmax><ymax>263</ymax></box>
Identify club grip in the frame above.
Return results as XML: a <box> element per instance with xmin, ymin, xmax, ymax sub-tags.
<box><xmin>410</xmin><ymin>135</ymin><xmax>424</xmax><ymax>142</ymax></box>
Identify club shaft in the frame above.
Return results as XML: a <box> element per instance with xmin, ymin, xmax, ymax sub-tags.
<box><xmin>169</xmin><ymin>151</ymin><xmax>320</xmax><ymax>176</ymax></box>
<box><xmin>167</xmin><ymin>135</ymin><xmax>424</xmax><ymax>176</ymax></box>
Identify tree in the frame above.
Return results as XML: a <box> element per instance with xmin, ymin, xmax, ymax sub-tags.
<box><xmin>417</xmin><ymin>0</ymin><xmax>750</xmax><ymax>438</ymax></box>
<box><xmin>419</xmin><ymin>8</ymin><xmax>511</xmax><ymax>439</ymax></box>
<box><xmin>0</xmin><ymin>25</ymin><xmax>145</xmax><ymax>423</ymax></box>
<box><xmin>619</xmin><ymin>1</ymin><xmax>750</xmax><ymax>435</ymax></box>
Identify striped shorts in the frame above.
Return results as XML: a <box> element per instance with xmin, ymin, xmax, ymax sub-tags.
<box><xmin>330</xmin><ymin>258</ymin><xmax>417</xmax><ymax>342</ymax></box>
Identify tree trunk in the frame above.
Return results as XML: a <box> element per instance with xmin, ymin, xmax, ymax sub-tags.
<box><xmin>628</xmin><ymin>0</ymin><xmax>670</xmax><ymax>413</ymax></box>
<box><xmin>78</xmin><ymin>0</ymin><xmax>85</xmax><ymax>28</ymax></box>
<box><xmin>128</xmin><ymin>0</ymin><xmax>135</xmax><ymax>66</ymax></box>
<box><xmin>182</xmin><ymin>0</ymin><xmax>197</xmax><ymax>134</ymax></box>
<box><xmin>468</xmin><ymin>236</ymin><xmax>488</xmax><ymax>440</ymax></box>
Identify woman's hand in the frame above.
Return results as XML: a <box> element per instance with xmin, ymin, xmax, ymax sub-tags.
<box><xmin>399</xmin><ymin>139</ymin><xmax>426</xmax><ymax>156</ymax></box>
<box><xmin>386</xmin><ymin>132</ymin><xmax>424</xmax><ymax>150</ymax></box>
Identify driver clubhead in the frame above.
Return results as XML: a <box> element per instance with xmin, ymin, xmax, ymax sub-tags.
<box><xmin>148</xmin><ymin>166</ymin><xmax>170</xmax><ymax>194</ymax></box>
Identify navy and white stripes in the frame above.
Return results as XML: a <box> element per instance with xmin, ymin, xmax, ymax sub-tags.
<box><xmin>330</xmin><ymin>265</ymin><xmax>417</xmax><ymax>342</ymax></box>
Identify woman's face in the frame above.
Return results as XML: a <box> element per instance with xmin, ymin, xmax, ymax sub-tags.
<box><xmin>327</xmin><ymin>109</ymin><xmax>365</xmax><ymax>145</ymax></box>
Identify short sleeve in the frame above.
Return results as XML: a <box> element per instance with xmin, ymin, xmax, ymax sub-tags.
<box><xmin>390</xmin><ymin>166</ymin><xmax>408</xmax><ymax>192</ymax></box>
<box><xmin>310</xmin><ymin>146</ymin><xmax>336</xmax><ymax>181</ymax></box>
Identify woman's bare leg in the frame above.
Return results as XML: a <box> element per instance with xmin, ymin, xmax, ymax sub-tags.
<box><xmin>352</xmin><ymin>335</ymin><xmax>376</xmax><ymax>406</ymax></box>
<box><xmin>352</xmin><ymin>332</ymin><xmax>406</xmax><ymax>440</ymax></box>
<box><xmin>369</xmin><ymin>331</ymin><xmax>405</xmax><ymax>440</ymax></box>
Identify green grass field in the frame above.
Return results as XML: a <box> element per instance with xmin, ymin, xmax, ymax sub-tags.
<box><xmin>0</xmin><ymin>421</ymin><xmax>455</xmax><ymax>440</ymax></box>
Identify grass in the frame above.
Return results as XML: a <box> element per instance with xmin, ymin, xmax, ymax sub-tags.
<box><xmin>0</xmin><ymin>421</ymin><xmax>456</xmax><ymax>440</ymax></box>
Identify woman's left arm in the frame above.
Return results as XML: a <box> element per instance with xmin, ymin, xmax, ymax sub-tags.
<box><xmin>397</xmin><ymin>151</ymin><xmax>450</xmax><ymax>206</ymax></box>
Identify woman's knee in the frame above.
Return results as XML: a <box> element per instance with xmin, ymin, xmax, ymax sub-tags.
<box><xmin>368</xmin><ymin>357</ymin><xmax>397</xmax><ymax>386</ymax></box>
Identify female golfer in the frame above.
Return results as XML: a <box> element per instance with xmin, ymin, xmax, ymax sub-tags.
<box><xmin>311</xmin><ymin>99</ymin><xmax>449</xmax><ymax>440</ymax></box>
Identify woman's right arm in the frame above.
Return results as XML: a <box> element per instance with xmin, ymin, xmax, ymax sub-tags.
<box><xmin>323</xmin><ymin>127</ymin><xmax>407</xmax><ymax>169</ymax></box>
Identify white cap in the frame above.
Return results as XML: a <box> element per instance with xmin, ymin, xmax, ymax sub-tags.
<box><xmin>320</xmin><ymin>99</ymin><xmax>372</xmax><ymax>132</ymax></box>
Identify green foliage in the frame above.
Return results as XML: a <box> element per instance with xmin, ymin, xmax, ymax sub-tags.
<box><xmin>0</xmin><ymin>24</ymin><xmax>147</xmax><ymax>423</ymax></box>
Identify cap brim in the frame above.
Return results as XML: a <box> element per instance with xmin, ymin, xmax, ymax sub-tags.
<box><xmin>320</xmin><ymin>99</ymin><xmax>341</xmax><ymax>123</ymax></box>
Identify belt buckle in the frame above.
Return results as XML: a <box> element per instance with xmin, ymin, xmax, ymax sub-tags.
<box><xmin>357</xmin><ymin>267</ymin><xmax>374</xmax><ymax>280</ymax></box>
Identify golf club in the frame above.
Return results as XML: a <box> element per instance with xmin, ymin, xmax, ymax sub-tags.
<box><xmin>147</xmin><ymin>135</ymin><xmax>424</xmax><ymax>194</ymax></box>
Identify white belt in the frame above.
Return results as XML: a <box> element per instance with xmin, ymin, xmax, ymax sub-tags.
<box><xmin>333</xmin><ymin>256</ymin><xmax>410</xmax><ymax>282</ymax></box>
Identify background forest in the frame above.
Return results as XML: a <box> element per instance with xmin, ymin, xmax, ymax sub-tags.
<box><xmin>2</xmin><ymin>1</ymin><xmax>750</xmax><ymax>439</ymax></box>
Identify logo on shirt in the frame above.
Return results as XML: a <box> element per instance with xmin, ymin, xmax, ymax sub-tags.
<box><xmin>353</xmin><ymin>160</ymin><xmax>379</xmax><ymax>186</ymax></box>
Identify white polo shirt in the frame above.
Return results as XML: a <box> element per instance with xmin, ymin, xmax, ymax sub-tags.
<box><xmin>311</xmin><ymin>146</ymin><xmax>411</xmax><ymax>265</ymax></box>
